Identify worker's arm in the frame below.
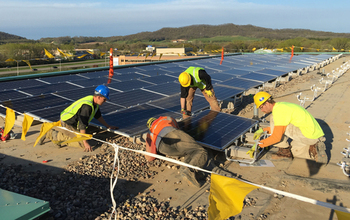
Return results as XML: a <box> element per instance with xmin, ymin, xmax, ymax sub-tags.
<box><xmin>258</xmin><ymin>125</ymin><xmax>286</xmax><ymax>148</ymax></box>
<box><xmin>96</xmin><ymin>116</ymin><xmax>118</xmax><ymax>130</ymax></box>
<box><xmin>79</xmin><ymin>129</ymin><xmax>92</xmax><ymax>152</ymax></box>
<box><xmin>198</xmin><ymin>69</ymin><xmax>213</xmax><ymax>90</ymax></box>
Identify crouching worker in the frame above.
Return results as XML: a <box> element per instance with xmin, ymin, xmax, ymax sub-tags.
<box><xmin>145</xmin><ymin>116</ymin><xmax>208</xmax><ymax>187</ymax></box>
<box><xmin>253</xmin><ymin>91</ymin><xmax>327</xmax><ymax>163</ymax></box>
<box><xmin>41</xmin><ymin>85</ymin><xmax>118</xmax><ymax>152</ymax></box>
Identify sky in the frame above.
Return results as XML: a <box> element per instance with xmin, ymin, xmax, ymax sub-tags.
<box><xmin>1</xmin><ymin>0</ymin><xmax>349</xmax><ymax>40</ymax></box>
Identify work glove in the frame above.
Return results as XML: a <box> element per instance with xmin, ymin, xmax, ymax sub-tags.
<box><xmin>204</xmin><ymin>89</ymin><xmax>214</xmax><ymax>97</ymax></box>
<box><xmin>254</xmin><ymin>128</ymin><xmax>264</xmax><ymax>140</ymax></box>
<box><xmin>181</xmin><ymin>109</ymin><xmax>191</xmax><ymax>116</ymax></box>
<box><xmin>246</xmin><ymin>143</ymin><xmax>257</xmax><ymax>158</ymax></box>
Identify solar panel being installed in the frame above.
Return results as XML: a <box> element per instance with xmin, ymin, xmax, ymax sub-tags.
<box><xmin>215</xmin><ymin>78</ymin><xmax>262</xmax><ymax>90</ymax></box>
<box><xmin>91</xmin><ymin>103</ymin><xmax>180</xmax><ymax>136</ymax></box>
<box><xmin>178</xmin><ymin>110</ymin><xmax>258</xmax><ymax>151</ymax></box>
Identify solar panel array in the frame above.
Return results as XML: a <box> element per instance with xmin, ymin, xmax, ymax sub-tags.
<box><xmin>0</xmin><ymin>54</ymin><xmax>336</xmax><ymax>149</ymax></box>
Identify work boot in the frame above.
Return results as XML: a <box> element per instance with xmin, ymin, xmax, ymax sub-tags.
<box><xmin>38</xmin><ymin>134</ymin><xmax>47</xmax><ymax>145</ymax></box>
<box><xmin>180</xmin><ymin>168</ymin><xmax>201</xmax><ymax>188</ymax></box>
<box><xmin>271</xmin><ymin>146</ymin><xmax>293</xmax><ymax>159</ymax></box>
<box><xmin>309</xmin><ymin>141</ymin><xmax>328</xmax><ymax>163</ymax></box>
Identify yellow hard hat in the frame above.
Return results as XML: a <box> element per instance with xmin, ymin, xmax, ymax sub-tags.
<box><xmin>178</xmin><ymin>72</ymin><xmax>191</xmax><ymax>87</ymax></box>
<box><xmin>254</xmin><ymin>91</ymin><xmax>271</xmax><ymax>108</ymax></box>
<box><xmin>147</xmin><ymin>117</ymin><xmax>157</xmax><ymax>129</ymax></box>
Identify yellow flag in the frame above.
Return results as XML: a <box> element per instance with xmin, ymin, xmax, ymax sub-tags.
<box><xmin>252</xmin><ymin>48</ymin><xmax>256</xmax><ymax>51</ymax></box>
<box><xmin>61</xmin><ymin>133</ymin><xmax>92</xmax><ymax>145</ymax></box>
<box><xmin>5</xmin><ymin>58</ymin><xmax>16</xmax><ymax>62</ymax></box>
<box><xmin>86</xmin><ymin>50</ymin><xmax>94</xmax><ymax>54</ymax></box>
<box><xmin>333</xmin><ymin>47</ymin><xmax>337</xmax><ymax>51</ymax></box>
<box><xmin>100</xmin><ymin>52</ymin><xmax>106</xmax><ymax>56</ymax></box>
<box><xmin>300</xmin><ymin>47</ymin><xmax>304</xmax><ymax>51</ymax></box>
<box><xmin>159</xmin><ymin>53</ymin><xmax>163</xmax><ymax>60</ymax></box>
<box><xmin>22</xmin><ymin>60</ymin><xmax>32</xmax><ymax>71</ymax></box>
<box><xmin>21</xmin><ymin>114</ymin><xmax>34</xmax><ymax>141</ymax></box>
<box><xmin>335</xmin><ymin>210</ymin><xmax>350</xmax><ymax>220</ymax></box>
<box><xmin>34</xmin><ymin>121</ymin><xmax>61</xmax><ymax>147</ymax></box>
<box><xmin>145</xmin><ymin>52</ymin><xmax>150</xmax><ymax>59</ymax></box>
<box><xmin>208</xmin><ymin>174</ymin><xmax>259</xmax><ymax>220</ymax></box>
<box><xmin>44</xmin><ymin>48</ymin><xmax>55</xmax><ymax>58</ymax></box>
<box><xmin>3</xmin><ymin>108</ymin><xmax>15</xmax><ymax>136</ymax></box>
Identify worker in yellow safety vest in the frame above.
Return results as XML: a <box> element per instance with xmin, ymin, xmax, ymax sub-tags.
<box><xmin>145</xmin><ymin>116</ymin><xmax>208</xmax><ymax>187</ymax></box>
<box><xmin>178</xmin><ymin>66</ymin><xmax>221</xmax><ymax>119</ymax></box>
<box><xmin>253</xmin><ymin>91</ymin><xmax>327</xmax><ymax>163</ymax></box>
<box><xmin>40</xmin><ymin>85</ymin><xmax>118</xmax><ymax>152</ymax></box>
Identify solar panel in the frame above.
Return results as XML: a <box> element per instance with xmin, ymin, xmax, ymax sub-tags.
<box><xmin>108</xmin><ymin>89</ymin><xmax>165</xmax><ymax>108</ymax></box>
<box><xmin>0</xmin><ymin>79</ymin><xmax>47</xmax><ymax>91</ymax></box>
<box><xmin>138</xmin><ymin>75</ymin><xmax>177</xmax><ymax>85</ymax></box>
<box><xmin>91</xmin><ymin>103</ymin><xmax>180</xmax><ymax>136</ymax></box>
<box><xmin>27</xmin><ymin>103</ymin><xmax>71</xmax><ymax>122</ymax></box>
<box><xmin>141</xmin><ymin>82</ymin><xmax>180</xmax><ymax>96</ymax></box>
<box><xmin>239</xmin><ymin>72</ymin><xmax>276</xmax><ymax>82</ymax></box>
<box><xmin>194</xmin><ymin>85</ymin><xmax>243</xmax><ymax>101</ymax></box>
<box><xmin>178</xmin><ymin>110</ymin><xmax>258</xmax><ymax>151</ymax></box>
<box><xmin>254</xmin><ymin>68</ymin><xmax>287</xmax><ymax>76</ymax></box>
<box><xmin>135</xmin><ymin>69</ymin><xmax>168</xmax><ymax>76</ymax></box>
<box><xmin>114</xmin><ymin>67</ymin><xmax>139</xmax><ymax>74</ymax></box>
<box><xmin>18</xmin><ymin>82</ymin><xmax>79</xmax><ymax>96</ymax></box>
<box><xmin>107</xmin><ymin>79</ymin><xmax>154</xmax><ymax>92</ymax></box>
<box><xmin>68</xmin><ymin>77</ymin><xmax>118</xmax><ymax>87</ymax></box>
<box><xmin>111</xmin><ymin>73</ymin><xmax>149</xmax><ymax>81</ymax></box>
<box><xmin>148</xmin><ymin>94</ymin><xmax>210</xmax><ymax>114</ymax></box>
<box><xmin>0</xmin><ymin>90</ymin><xmax>31</xmax><ymax>102</ymax></box>
<box><xmin>1</xmin><ymin>94</ymin><xmax>70</xmax><ymax>113</ymax></box>
<box><xmin>222</xmin><ymin>69</ymin><xmax>251</xmax><ymax>77</ymax></box>
<box><xmin>216</xmin><ymin>78</ymin><xmax>262</xmax><ymax>90</ymax></box>
<box><xmin>38</xmin><ymin>74</ymin><xmax>86</xmax><ymax>83</ymax></box>
<box><xmin>55</xmin><ymin>86</ymin><xmax>121</xmax><ymax>101</ymax></box>
<box><xmin>210</xmin><ymin>73</ymin><xmax>236</xmax><ymax>82</ymax></box>
<box><xmin>78</xmin><ymin>70</ymin><xmax>109</xmax><ymax>79</ymax></box>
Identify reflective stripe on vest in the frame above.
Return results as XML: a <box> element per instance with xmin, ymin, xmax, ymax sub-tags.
<box><xmin>149</xmin><ymin>116</ymin><xmax>178</xmax><ymax>150</ymax></box>
<box><xmin>185</xmin><ymin>66</ymin><xmax>206</xmax><ymax>90</ymax></box>
<box><xmin>60</xmin><ymin>95</ymin><xmax>99</xmax><ymax>129</ymax></box>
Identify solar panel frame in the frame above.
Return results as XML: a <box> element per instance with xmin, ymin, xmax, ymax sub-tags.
<box><xmin>138</xmin><ymin>75</ymin><xmax>177</xmax><ymax>85</ymax></box>
<box><xmin>141</xmin><ymin>82</ymin><xmax>180</xmax><ymax>96</ymax></box>
<box><xmin>107</xmin><ymin>79</ymin><xmax>154</xmax><ymax>92</ymax></box>
<box><xmin>37</xmin><ymin>74</ymin><xmax>86</xmax><ymax>84</ymax></box>
<box><xmin>0</xmin><ymin>90</ymin><xmax>32</xmax><ymax>102</ymax></box>
<box><xmin>215</xmin><ymin>77</ymin><xmax>262</xmax><ymax>90</ymax></box>
<box><xmin>0</xmin><ymin>79</ymin><xmax>47</xmax><ymax>91</ymax></box>
<box><xmin>238</xmin><ymin>72</ymin><xmax>276</xmax><ymax>82</ymax></box>
<box><xmin>108</xmin><ymin>89</ymin><xmax>166</xmax><ymax>108</ymax></box>
<box><xmin>18</xmin><ymin>82</ymin><xmax>79</xmax><ymax>96</ymax></box>
<box><xmin>178</xmin><ymin>110</ymin><xmax>258</xmax><ymax>151</ymax></box>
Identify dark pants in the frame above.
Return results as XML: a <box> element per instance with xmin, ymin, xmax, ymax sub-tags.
<box><xmin>158</xmin><ymin>129</ymin><xmax>208</xmax><ymax>169</ymax></box>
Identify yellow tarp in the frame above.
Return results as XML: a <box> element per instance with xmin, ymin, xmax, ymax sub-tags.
<box><xmin>335</xmin><ymin>210</ymin><xmax>350</xmax><ymax>220</ymax></box>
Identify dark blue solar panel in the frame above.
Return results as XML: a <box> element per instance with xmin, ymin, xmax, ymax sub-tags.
<box><xmin>78</xmin><ymin>70</ymin><xmax>109</xmax><ymax>79</ymax></box>
<box><xmin>0</xmin><ymin>79</ymin><xmax>47</xmax><ymax>91</ymax></box>
<box><xmin>69</xmin><ymin>77</ymin><xmax>118</xmax><ymax>87</ymax></box>
<box><xmin>91</xmin><ymin>104</ymin><xmax>180</xmax><ymax>136</ymax></box>
<box><xmin>38</xmin><ymin>74</ymin><xmax>86</xmax><ymax>83</ymax></box>
<box><xmin>210</xmin><ymin>73</ymin><xmax>236</xmax><ymax>82</ymax></box>
<box><xmin>112</xmin><ymin>73</ymin><xmax>149</xmax><ymax>81</ymax></box>
<box><xmin>142</xmin><ymin>82</ymin><xmax>180</xmax><ymax>96</ymax></box>
<box><xmin>135</xmin><ymin>69</ymin><xmax>168</xmax><ymax>76</ymax></box>
<box><xmin>0</xmin><ymin>90</ymin><xmax>31</xmax><ymax>101</ymax></box>
<box><xmin>1</xmin><ymin>94</ymin><xmax>70</xmax><ymax>113</ymax></box>
<box><xmin>55</xmin><ymin>85</ymin><xmax>121</xmax><ymax>101</ymax></box>
<box><xmin>239</xmin><ymin>72</ymin><xmax>276</xmax><ymax>82</ymax></box>
<box><xmin>211</xmin><ymin>85</ymin><xmax>243</xmax><ymax>101</ymax></box>
<box><xmin>28</xmin><ymin>103</ymin><xmax>71</xmax><ymax>122</ymax></box>
<box><xmin>216</xmin><ymin>78</ymin><xmax>262</xmax><ymax>90</ymax></box>
<box><xmin>222</xmin><ymin>69</ymin><xmax>251</xmax><ymax>77</ymax></box>
<box><xmin>108</xmin><ymin>89</ymin><xmax>165</xmax><ymax>108</ymax></box>
<box><xmin>178</xmin><ymin>110</ymin><xmax>258</xmax><ymax>151</ymax></box>
<box><xmin>18</xmin><ymin>82</ymin><xmax>78</xmax><ymax>96</ymax></box>
<box><xmin>254</xmin><ymin>68</ymin><xmax>287</xmax><ymax>76</ymax></box>
<box><xmin>107</xmin><ymin>79</ymin><xmax>153</xmax><ymax>92</ymax></box>
<box><xmin>114</xmin><ymin>68</ymin><xmax>139</xmax><ymax>74</ymax></box>
<box><xmin>159</xmin><ymin>66</ymin><xmax>187</xmax><ymax>74</ymax></box>
<box><xmin>149</xmin><ymin>94</ymin><xmax>209</xmax><ymax>114</ymax></box>
<box><xmin>139</xmin><ymin>75</ymin><xmax>177</xmax><ymax>85</ymax></box>
<box><xmin>0</xmin><ymin>106</ymin><xmax>6</xmax><ymax>116</ymax></box>
<box><xmin>98</xmin><ymin>102</ymin><xmax>125</xmax><ymax>115</ymax></box>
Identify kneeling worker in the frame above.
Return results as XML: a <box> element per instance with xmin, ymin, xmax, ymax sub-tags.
<box><xmin>253</xmin><ymin>91</ymin><xmax>327</xmax><ymax>163</ymax></box>
<box><xmin>178</xmin><ymin>66</ymin><xmax>220</xmax><ymax>119</ymax></box>
<box><xmin>42</xmin><ymin>85</ymin><xmax>118</xmax><ymax>152</ymax></box>
<box><xmin>145</xmin><ymin>116</ymin><xmax>208</xmax><ymax>187</ymax></box>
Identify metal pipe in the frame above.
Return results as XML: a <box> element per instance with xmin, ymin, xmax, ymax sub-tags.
<box><xmin>252</xmin><ymin>103</ymin><xmax>259</xmax><ymax>120</ymax></box>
